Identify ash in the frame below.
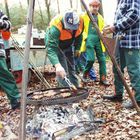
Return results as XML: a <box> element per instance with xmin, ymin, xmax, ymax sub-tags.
<box><xmin>26</xmin><ymin>103</ymin><xmax>95</xmax><ymax>139</ymax></box>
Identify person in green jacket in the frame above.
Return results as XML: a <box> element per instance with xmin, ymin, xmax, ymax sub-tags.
<box><xmin>82</xmin><ymin>0</ymin><xmax>109</xmax><ymax>86</ymax></box>
<box><xmin>45</xmin><ymin>10</ymin><xmax>84</xmax><ymax>87</ymax></box>
<box><xmin>0</xmin><ymin>10</ymin><xmax>20</xmax><ymax>110</ymax></box>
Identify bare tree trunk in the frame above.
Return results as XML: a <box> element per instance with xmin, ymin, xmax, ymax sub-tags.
<box><xmin>76</xmin><ymin>0</ymin><xmax>78</xmax><ymax>10</ymax></box>
<box><xmin>37</xmin><ymin>0</ymin><xmax>45</xmax><ymax>24</ymax></box>
<box><xmin>44</xmin><ymin>0</ymin><xmax>51</xmax><ymax>25</ymax></box>
<box><xmin>56</xmin><ymin>0</ymin><xmax>60</xmax><ymax>14</ymax></box>
<box><xmin>19</xmin><ymin>0</ymin><xmax>23</xmax><ymax>10</ymax></box>
<box><xmin>69</xmin><ymin>0</ymin><xmax>73</xmax><ymax>8</ymax></box>
<box><xmin>27</xmin><ymin>0</ymin><xmax>29</xmax><ymax>5</ymax></box>
<box><xmin>4</xmin><ymin>0</ymin><xmax>10</xmax><ymax>19</ymax></box>
<box><xmin>99</xmin><ymin>0</ymin><xmax>104</xmax><ymax>16</ymax></box>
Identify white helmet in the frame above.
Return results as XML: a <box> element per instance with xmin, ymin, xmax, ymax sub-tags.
<box><xmin>63</xmin><ymin>10</ymin><xmax>80</xmax><ymax>30</ymax></box>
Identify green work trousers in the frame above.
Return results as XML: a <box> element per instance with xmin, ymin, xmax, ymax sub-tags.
<box><xmin>114</xmin><ymin>48</ymin><xmax>140</xmax><ymax>101</ymax></box>
<box><xmin>0</xmin><ymin>57</ymin><xmax>20</xmax><ymax>104</ymax></box>
<box><xmin>84</xmin><ymin>38</ymin><xmax>106</xmax><ymax>79</ymax></box>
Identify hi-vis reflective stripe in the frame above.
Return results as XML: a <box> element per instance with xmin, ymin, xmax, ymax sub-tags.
<box><xmin>0</xmin><ymin>30</ymin><xmax>11</xmax><ymax>40</ymax></box>
<box><xmin>50</xmin><ymin>15</ymin><xmax>84</xmax><ymax>40</ymax></box>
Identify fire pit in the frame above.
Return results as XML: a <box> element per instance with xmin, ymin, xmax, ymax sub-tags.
<box><xmin>27</xmin><ymin>87</ymin><xmax>89</xmax><ymax>106</ymax></box>
<box><xmin>26</xmin><ymin>104</ymin><xmax>98</xmax><ymax>139</ymax></box>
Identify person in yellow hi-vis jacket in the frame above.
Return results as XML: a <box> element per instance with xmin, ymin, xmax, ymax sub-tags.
<box><xmin>81</xmin><ymin>0</ymin><xmax>109</xmax><ymax>86</ymax></box>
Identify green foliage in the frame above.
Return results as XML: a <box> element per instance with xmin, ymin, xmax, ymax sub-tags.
<box><xmin>33</xmin><ymin>9</ymin><xmax>56</xmax><ymax>30</ymax></box>
<box><xmin>0</xmin><ymin>4</ymin><xmax>5</xmax><ymax>12</ymax></box>
<box><xmin>9</xmin><ymin>6</ymin><xmax>27</xmax><ymax>27</ymax></box>
<box><xmin>33</xmin><ymin>11</ymin><xmax>49</xmax><ymax>30</ymax></box>
<box><xmin>1</xmin><ymin>4</ymin><xmax>56</xmax><ymax>31</ymax></box>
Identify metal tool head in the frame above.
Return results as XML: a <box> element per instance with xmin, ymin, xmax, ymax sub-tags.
<box><xmin>64</xmin><ymin>76</ymin><xmax>78</xmax><ymax>93</ymax></box>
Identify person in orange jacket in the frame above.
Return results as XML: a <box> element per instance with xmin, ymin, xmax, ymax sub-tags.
<box><xmin>45</xmin><ymin>10</ymin><xmax>84</xmax><ymax>87</ymax></box>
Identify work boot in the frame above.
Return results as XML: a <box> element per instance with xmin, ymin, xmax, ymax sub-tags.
<box><xmin>82</xmin><ymin>77</ymin><xmax>91</xmax><ymax>83</ymax></box>
<box><xmin>11</xmin><ymin>100</ymin><xmax>20</xmax><ymax>110</ymax></box>
<box><xmin>123</xmin><ymin>100</ymin><xmax>140</xmax><ymax>109</ymax></box>
<box><xmin>82</xmin><ymin>73</ymin><xmax>89</xmax><ymax>83</ymax></box>
<box><xmin>82</xmin><ymin>73</ymin><xmax>94</xmax><ymax>83</ymax></box>
<box><xmin>103</xmin><ymin>94</ymin><xmax>123</xmax><ymax>102</ymax></box>
<box><xmin>100</xmin><ymin>75</ymin><xmax>110</xmax><ymax>86</ymax></box>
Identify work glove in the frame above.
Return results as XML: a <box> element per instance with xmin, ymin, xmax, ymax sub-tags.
<box><xmin>55</xmin><ymin>63</ymin><xmax>66</xmax><ymax>79</ymax></box>
<box><xmin>0</xmin><ymin>19</ymin><xmax>4</xmax><ymax>29</ymax></box>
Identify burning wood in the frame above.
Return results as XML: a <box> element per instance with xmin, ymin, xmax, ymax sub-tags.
<box><xmin>26</xmin><ymin>104</ymin><xmax>98</xmax><ymax>139</ymax></box>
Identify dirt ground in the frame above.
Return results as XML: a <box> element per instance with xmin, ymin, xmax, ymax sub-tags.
<box><xmin>0</xmin><ymin>61</ymin><xmax>140</xmax><ymax>140</ymax></box>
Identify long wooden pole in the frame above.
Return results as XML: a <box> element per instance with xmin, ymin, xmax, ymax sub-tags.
<box><xmin>19</xmin><ymin>0</ymin><xmax>35</xmax><ymax>139</ymax></box>
<box><xmin>80</xmin><ymin>0</ymin><xmax>140</xmax><ymax>114</ymax></box>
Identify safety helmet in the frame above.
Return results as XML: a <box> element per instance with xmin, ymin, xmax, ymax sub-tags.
<box><xmin>89</xmin><ymin>0</ymin><xmax>101</xmax><ymax>7</ymax></box>
<box><xmin>63</xmin><ymin>10</ymin><xmax>80</xmax><ymax>30</ymax></box>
